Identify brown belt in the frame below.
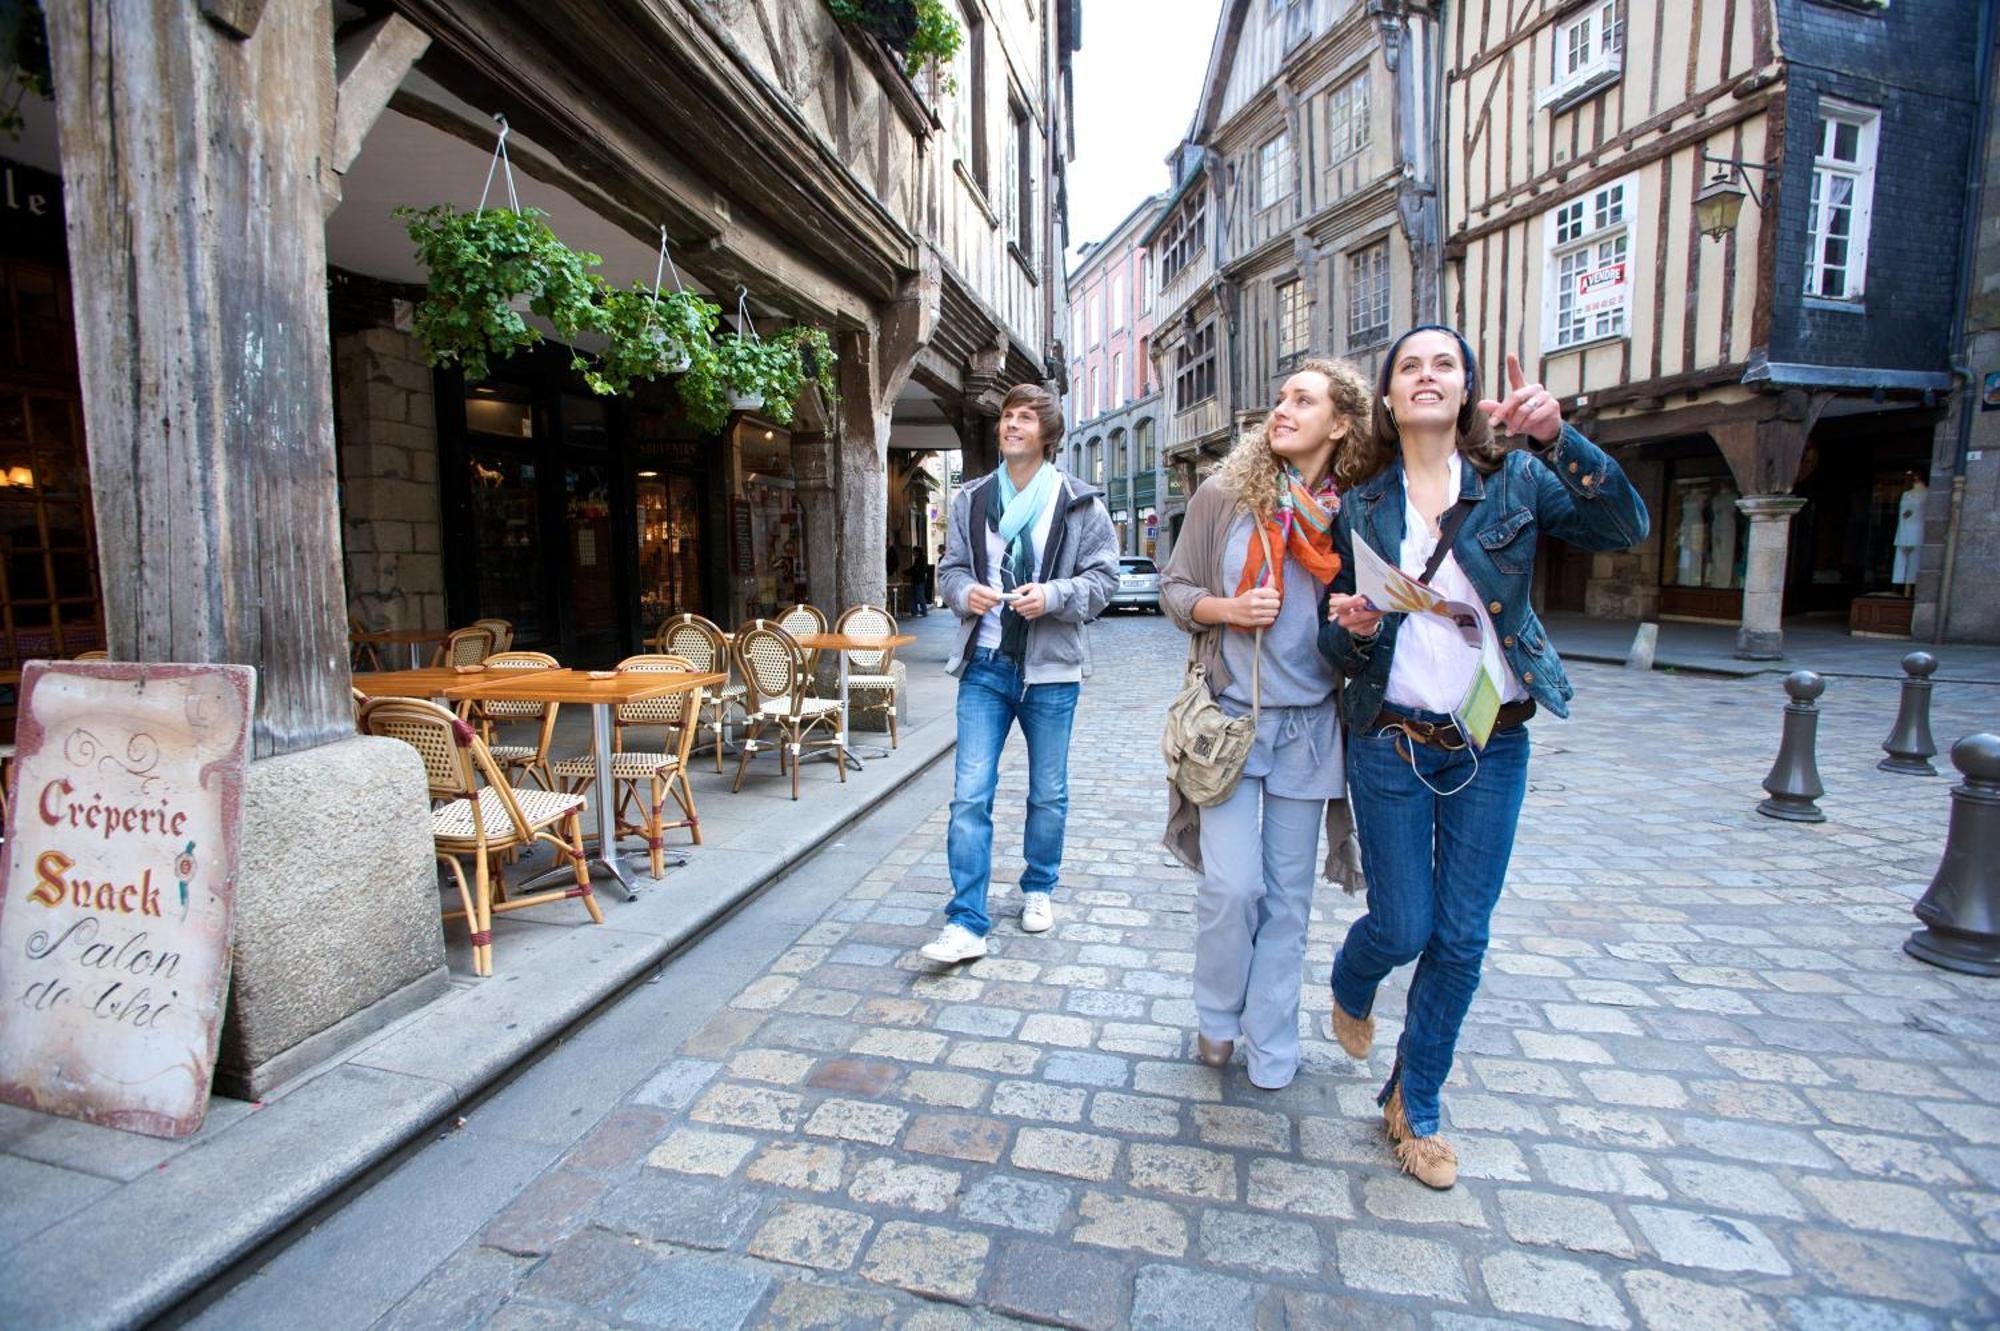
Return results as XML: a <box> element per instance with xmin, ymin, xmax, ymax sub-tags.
<box><xmin>1369</xmin><ymin>699</ymin><xmax>1537</xmax><ymax>751</ymax></box>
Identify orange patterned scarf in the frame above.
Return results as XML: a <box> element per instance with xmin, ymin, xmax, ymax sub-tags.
<box><xmin>1232</xmin><ymin>466</ymin><xmax>1342</xmax><ymax>624</ymax></box>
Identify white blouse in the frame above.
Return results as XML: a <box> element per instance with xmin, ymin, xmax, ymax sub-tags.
<box><xmin>1383</xmin><ymin>452</ymin><xmax>1528</xmax><ymax>716</ymax></box>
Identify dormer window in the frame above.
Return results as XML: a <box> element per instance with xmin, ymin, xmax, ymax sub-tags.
<box><xmin>1537</xmin><ymin>2</ymin><xmax>1624</xmax><ymax>112</ymax></box>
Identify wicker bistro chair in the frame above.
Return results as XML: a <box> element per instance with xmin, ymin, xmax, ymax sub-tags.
<box><xmin>776</xmin><ymin>603</ymin><xmax>829</xmax><ymax>693</ymax></box>
<box><xmin>833</xmin><ymin>604</ymin><xmax>903</xmax><ymax>749</ymax></box>
<box><xmin>549</xmin><ymin>655</ymin><xmax>707</xmax><ymax>880</ymax></box>
<box><xmin>472</xmin><ymin>617</ymin><xmax>515</xmax><ymax>654</ymax></box>
<box><xmin>732</xmin><ymin>621</ymin><xmax>846</xmax><ymax>800</ymax></box>
<box><xmin>431</xmin><ymin>624</ymin><xmax>497</xmax><ymax>668</ymax></box>
<box><xmin>359</xmin><ymin>696</ymin><xmax>601</xmax><ymax>978</ymax></box>
<box><xmin>467</xmin><ymin>651</ymin><xmax>562</xmax><ymax>791</ymax></box>
<box><xmin>654</xmin><ymin>613</ymin><xmax>749</xmax><ymax>773</ymax></box>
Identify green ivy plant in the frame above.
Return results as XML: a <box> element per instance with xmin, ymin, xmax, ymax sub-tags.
<box><xmin>397</xmin><ymin>204</ymin><xmax>606</xmax><ymax>382</ymax></box>
<box><xmin>0</xmin><ymin>0</ymin><xmax>52</xmax><ymax>142</ymax></box>
<box><xmin>583</xmin><ymin>285</ymin><xmax>721</xmax><ymax>398</ymax></box>
<box><xmin>784</xmin><ymin>326</ymin><xmax>839</xmax><ymax>405</ymax></box>
<box><xmin>824</xmin><ymin>0</ymin><xmax>962</xmax><ymax>89</ymax></box>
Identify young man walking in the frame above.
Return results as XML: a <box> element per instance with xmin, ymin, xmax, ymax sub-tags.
<box><xmin>922</xmin><ymin>384</ymin><xmax>1119</xmax><ymax>963</ymax></box>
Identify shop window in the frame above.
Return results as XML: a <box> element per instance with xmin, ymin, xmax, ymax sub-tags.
<box><xmin>1276</xmin><ymin>279</ymin><xmax>1310</xmax><ymax>366</ymax></box>
<box><xmin>1543</xmin><ymin>175</ymin><xmax>1634</xmax><ymax>350</ymax></box>
<box><xmin>1324</xmin><ymin>72</ymin><xmax>1370</xmax><ymax>165</ymax></box>
<box><xmin>1539</xmin><ymin>2</ymin><xmax>1624</xmax><ymax>110</ymax></box>
<box><xmin>1257</xmin><ymin>132</ymin><xmax>1294</xmax><ymax>211</ymax></box>
<box><xmin>1347</xmin><ymin>242</ymin><xmax>1390</xmax><ymax>348</ymax></box>
<box><xmin>1805</xmin><ymin>102</ymin><xmax>1879</xmax><ymax>301</ymax></box>
<box><xmin>1663</xmin><ymin>473</ymin><xmax>1743</xmax><ymax>592</ymax></box>
<box><xmin>1174</xmin><ymin>321</ymin><xmax>1217</xmax><ymax>412</ymax></box>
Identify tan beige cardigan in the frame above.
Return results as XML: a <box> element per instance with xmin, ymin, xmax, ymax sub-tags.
<box><xmin>1157</xmin><ymin>477</ymin><xmax>1365</xmax><ymax>891</ymax></box>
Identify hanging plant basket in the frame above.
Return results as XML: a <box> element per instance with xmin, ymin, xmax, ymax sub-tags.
<box><xmin>584</xmin><ymin>285</ymin><xmax>720</xmax><ymax>398</ymax></box>
<box><xmin>397</xmin><ymin>204</ymin><xmax>606</xmax><ymax>383</ymax></box>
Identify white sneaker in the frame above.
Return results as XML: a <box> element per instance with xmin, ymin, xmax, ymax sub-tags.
<box><xmin>919</xmin><ymin>923</ymin><xmax>988</xmax><ymax>964</ymax></box>
<box><xmin>1021</xmin><ymin>894</ymin><xmax>1055</xmax><ymax>933</ymax></box>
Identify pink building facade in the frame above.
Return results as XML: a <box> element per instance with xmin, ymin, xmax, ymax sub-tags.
<box><xmin>1064</xmin><ymin>194</ymin><xmax>1177</xmax><ymax>558</ymax></box>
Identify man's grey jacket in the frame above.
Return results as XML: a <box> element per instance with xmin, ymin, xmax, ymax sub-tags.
<box><xmin>937</xmin><ymin>468</ymin><xmax>1121</xmax><ymax>684</ymax></box>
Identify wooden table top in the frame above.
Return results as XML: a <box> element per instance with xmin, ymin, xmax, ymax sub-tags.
<box><xmin>351</xmin><ymin>627</ymin><xmax>448</xmax><ymax>645</ymax></box>
<box><xmin>443</xmin><ymin>669</ymin><xmax>725</xmax><ymax>705</ymax></box>
<box><xmin>351</xmin><ymin>667</ymin><xmax>476</xmax><ymax>698</ymax></box>
<box><xmin>796</xmin><ymin>632</ymin><xmax>916</xmax><ymax>651</ymax></box>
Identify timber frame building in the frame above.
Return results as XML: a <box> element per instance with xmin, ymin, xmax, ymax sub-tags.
<box><xmin>1445</xmin><ymin>0</ymin><xmax>1985</xmax><ymax>655</ymax></box>
<box><xmin>1146</xmin><ymin>0</ymin><xmax>1445</xmax><ymax>516</ymax></box>
<box><xmin>1</xmin><ymin>0</ymin><xmax>1078</xmax><ymax>1094</ymax></box>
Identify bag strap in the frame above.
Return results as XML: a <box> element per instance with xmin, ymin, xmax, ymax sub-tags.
<box><xmin>1420</xmin><ymin>497</ymin><xmax>1477</xmax><ymax>586</ymax></box>
<box><xmin>1249</xmin><ymin>522</ymin><xmax>1274</xmax><ymax>723</ymax></box>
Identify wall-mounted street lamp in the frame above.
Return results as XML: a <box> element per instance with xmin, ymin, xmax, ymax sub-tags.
<box><xmin>1695</xmin><ymin>152</ymin><xmax>1775</xmax><ymax>240</ymax></box>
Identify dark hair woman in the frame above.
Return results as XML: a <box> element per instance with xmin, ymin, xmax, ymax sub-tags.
<box><xmin>1319</xmin><ymin>325</ymin><xmax>1649</xmax><ymax>1188</ymax></box>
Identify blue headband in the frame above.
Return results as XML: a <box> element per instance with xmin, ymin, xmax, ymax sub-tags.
<box><xmin>1378</xmin><ymin>324</ymin><xmax>1480</xmax><ymax>431</ymax></box>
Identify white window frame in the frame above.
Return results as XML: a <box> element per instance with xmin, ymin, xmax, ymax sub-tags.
<box><xmin>1537</xmin><ymin>2</ymin><xmax>1624</xmax><ymax>110</ymax></box>
<box><xmin>1347</xmin><ymin>242</ymin><xmax>1391</xmax><ymax>348</ymax></box>
<box><xmin>1088</xmin><ymin>366</ymin><xmax>1101</xmax><ymax>420</ymax></box>
<box><xmin>1090</xmin><ymin>291</ymin><xmax>1103</xmax><ymax>346</ymax></box>
<box><xmin>1257</xmin><ymin>133</ymin><xmax>1293</xmax><ymax>211</ymax></box>
<box><xmin>1541</xmin><ymin>172</ymin><xmax>1637</xmax><ymax>352</ymax></box>
<box><xmin>1275</xmin><ymin>279</ymin><xmax>1310</xmax><ymax>364</ymax></box>
<box><xmin>1324</xmin><ymin>72</ymin><xmax>1370</xmax><ymax>165</ymax></box>
<box><xmin>1140</xmin><ymin>255</ymin><xmax>1154</xmax><ymax>312</ymax></box>
<box><xmin>1110</xmin><ymin>270</ymin><xmax>1128</xmax><ymax>331</ymax></box>
<box><xmin>1804</xmin><ymin>101</ymin><xmax>1879</xmax><ymax>302</ymax></box>
<box><xmin>1070</xmin><ymin>308</ymin><xmax>1082</xmax><ymax>354</ymax></box>
<box><xmin>1112</xmin><ymin>352</ymin><xmax>1127</xmax><ymax>408</ymax></box>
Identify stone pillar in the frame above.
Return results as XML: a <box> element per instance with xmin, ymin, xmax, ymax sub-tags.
<box><xmin>47</xmin><ymin>1</ymin><xmax>447</xmax><ymax>1096</ymax></box>
<box><xmin>1735</xmin><ymin>495</ymin><xmax>1807</xmax><ymax>660</ymax></box>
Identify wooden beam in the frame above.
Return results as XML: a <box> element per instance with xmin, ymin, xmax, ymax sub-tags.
<box><xmin>332</xmin><ymin>15</ymin><xmax>431</xmax><ymax>177</ymax></box>
<box><xmin>47</xmin><ymin>0</ymin><xmax>353</xmax><ymax>759</ymax></box>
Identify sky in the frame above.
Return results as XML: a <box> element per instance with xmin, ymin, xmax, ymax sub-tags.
<box><xmin>1065</xmin><ymin>0</ymin><xmax>1227</xmax><ymax>266</ymax></box>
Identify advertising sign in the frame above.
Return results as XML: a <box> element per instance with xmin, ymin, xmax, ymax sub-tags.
<box><xmin>1574</xmin><ymin>261</ymin><xmax>1628</xmax><ymax>320</ymax></box>
<box><xmin>0</xmin><ymin>662</ymin><xmax>254</xmax><ymax>1138</ymax></box>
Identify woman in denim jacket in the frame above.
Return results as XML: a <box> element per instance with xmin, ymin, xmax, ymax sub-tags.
<box><xmin>1318</xmin><ymin>326</ymin><xmax>1649</xmax><ymax>1189</ymax></box>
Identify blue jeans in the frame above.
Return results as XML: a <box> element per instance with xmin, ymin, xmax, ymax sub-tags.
<box><xmin>1332</xmin><ymin>710</ymin><xmax>1532</xmax><ymax>1137</ymax></box>
<box><xmin>945</xmin><ymin>648</ymin><xmax>1080</xmax><ymax>937</ymax></box>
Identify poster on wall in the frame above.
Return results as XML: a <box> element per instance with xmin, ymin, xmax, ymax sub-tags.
<box><xmin>0</xmin><ymin>662</ymin><xmax>254</xmax><ymax>1139</ymax></box>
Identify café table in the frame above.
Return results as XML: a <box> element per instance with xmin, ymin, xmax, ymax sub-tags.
<box><xmin>446</xmin><ymin>668</ymin><xmax>724</xmax><ymax>902</ymax></box>
<box><xmin>351</xmin><ymin>627</ymin><xmax>449</xmax><ymax>670</ymax></box>
<box><xmin>794</xmin><ymin>632</ymin><xmax>915</xmax><ymax>769</ymax></box>
<box><xmin>351</xmin><ymin>667</ymin><xmax>478</xmax><ymax>699</ymax></box>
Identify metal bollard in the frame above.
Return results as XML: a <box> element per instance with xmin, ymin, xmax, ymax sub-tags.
<box><xmin>1758</xmin><ymin>670</ymin><xmax>1826</xmax><ymax>823</ymax></box>
<box><xmin>1905</xmin><ymin>734</ymin><xmax>2000</xmax><ymax>976</ymax></box>
<box><xmin>1879</xmin><ymin>651</ymin><xmax>1939</xmax><ymax>775</ymax></box>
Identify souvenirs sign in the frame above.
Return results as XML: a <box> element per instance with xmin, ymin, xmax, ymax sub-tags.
<box><xmin>0</xmin><ymin>662</ymin><xmax>253</xmax><ymax>1138</ymax></box>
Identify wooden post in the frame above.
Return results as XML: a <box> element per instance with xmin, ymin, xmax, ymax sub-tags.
<box><xmin>45</xmin><ymin>0</ymin><xmax>353</xmax><ymax>759</ymax></box>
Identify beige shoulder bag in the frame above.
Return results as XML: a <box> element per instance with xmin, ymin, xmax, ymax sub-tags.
<box><xmin>1161</xmin><ymin>522</ymin><xmax>1272</xmax><ymax>807</ymax></box>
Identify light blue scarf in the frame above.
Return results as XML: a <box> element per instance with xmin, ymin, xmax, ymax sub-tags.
<box><xmin>994</xmin><ymin>460</ymin><xmax>1061</xmax><ymax>552</ymax></box>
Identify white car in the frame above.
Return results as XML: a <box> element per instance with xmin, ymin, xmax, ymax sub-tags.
<box><xmin>1111</xmin><ymin>556</ymin><xmax>1163</xmax><ymax>614</ymax></box>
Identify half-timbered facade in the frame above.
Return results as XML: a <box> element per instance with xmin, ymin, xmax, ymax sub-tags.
<box><xmin>1148</xmin><ymin>0</ymin><xmax>1444</xmax><ymax>504</ymax></box>
<box><xmin>1446</xmin><ymin>0</ymin><xmax>1983</xmax><ymax>655</ymax></box>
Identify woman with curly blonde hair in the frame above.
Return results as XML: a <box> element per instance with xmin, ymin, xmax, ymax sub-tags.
<box><xmin>1159</xmin><ymin>357</ymin><xmax>1371</xmax><ymax>1090</ymax></box>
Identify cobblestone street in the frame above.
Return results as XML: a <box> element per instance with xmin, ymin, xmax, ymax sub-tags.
<box><xmin>216</xmin><ymin>614</ymin><xmax>2000</xmax><ymax>1330</ymax></box>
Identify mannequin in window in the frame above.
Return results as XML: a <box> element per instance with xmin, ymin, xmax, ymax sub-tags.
<box><xmin>1893</xmin><ymin>474</ymin><xmax>1926</xmax><ymax>591</ymax></box>
<box><xmin>1676</xmin><ymin>485</ymin><xmax>1710</xmax><ymax>586</ymax></box>
<box><xmin>1707</xmin><ymin>484</ymin><xmax>1740</xmax><ymax>589</ymax></box>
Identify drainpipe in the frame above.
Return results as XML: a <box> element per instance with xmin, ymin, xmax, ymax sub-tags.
<box><xmin>1935</xmin><ymin>0</ymin><xmax>1996</xmax><ymax>643</ymax></box>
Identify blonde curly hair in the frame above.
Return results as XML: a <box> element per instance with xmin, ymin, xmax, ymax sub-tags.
<box><xmin>1213</xmin><ymin>357</ymin><xmax>1373</xmax><ymax>521</ymax></box>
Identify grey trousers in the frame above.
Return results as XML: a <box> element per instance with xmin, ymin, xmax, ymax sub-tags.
<box><xmin>1193</xmin><ymin>775</ymin><xmax>1325</xmax><ymax>1089</ymax></box>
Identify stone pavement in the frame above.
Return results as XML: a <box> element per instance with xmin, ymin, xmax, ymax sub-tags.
<box><xmin>193</xmin><ymin>614</ymin><xmax>2000</xmax><ymax>1329</ymax></box>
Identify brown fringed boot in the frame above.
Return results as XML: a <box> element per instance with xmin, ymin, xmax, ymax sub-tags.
<box><xmin>1382</xmin><ymin>1084</ymin><xmax>1459</xmax><ymax>1190</ymax></box>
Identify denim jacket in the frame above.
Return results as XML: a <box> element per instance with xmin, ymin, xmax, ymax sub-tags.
<box><xmin>1317</xmin><ymin>424</ymin><xmax>1650</xmax><ymax>725</ymax></box>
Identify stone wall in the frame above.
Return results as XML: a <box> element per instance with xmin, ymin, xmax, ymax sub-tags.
<box><xmin>1584</xmin><ymin>457</ymin><xmax>1664</xmax><ymax>620</ymax></box>
<box><xmin>336</xmin><ymin>327</ymin><xmax>446</xmax><ymax>631</ymax></box>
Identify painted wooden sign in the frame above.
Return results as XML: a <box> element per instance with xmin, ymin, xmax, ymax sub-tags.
<box><xmin>0</xmin><ymin>662</ymin><xmax>254</xmax><ymax>1138</ymax></box>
